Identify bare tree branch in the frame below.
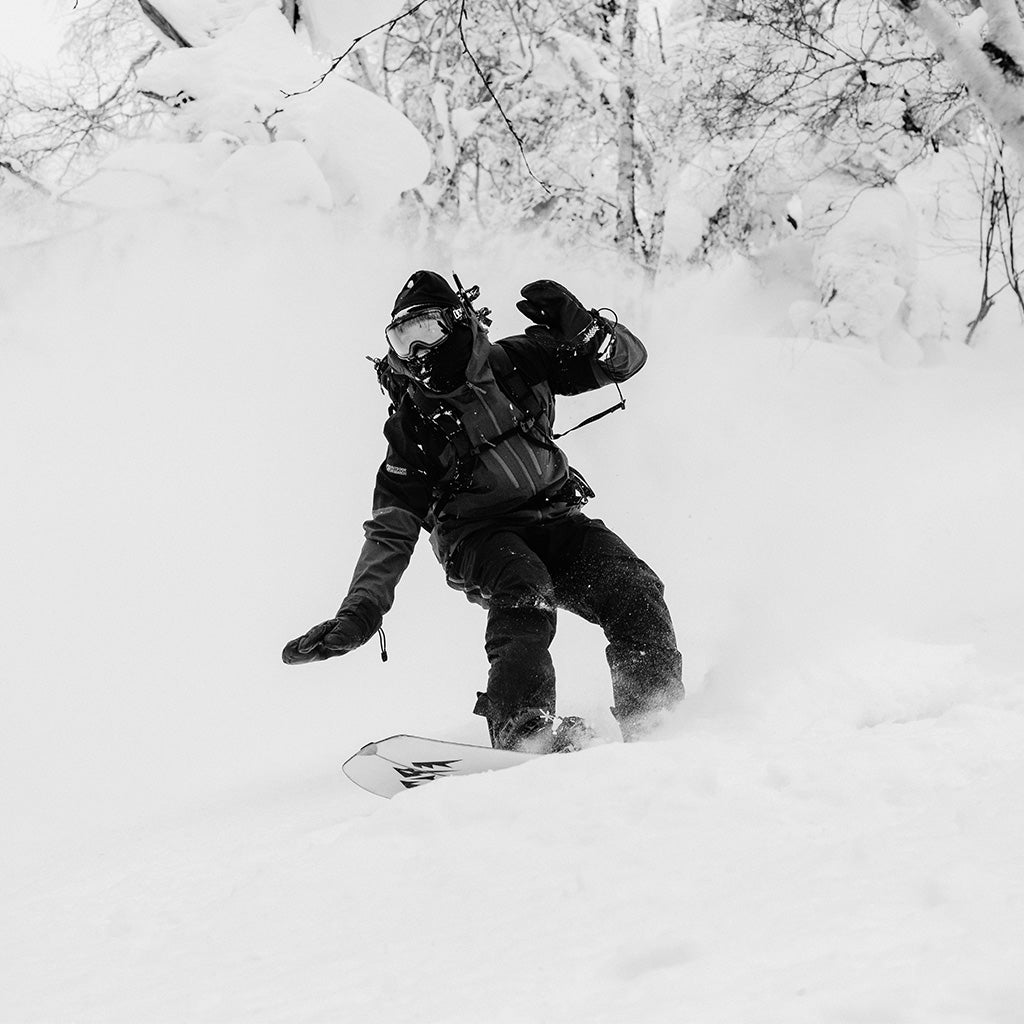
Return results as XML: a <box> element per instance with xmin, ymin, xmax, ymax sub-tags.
<box><xmin>285</xmin><ymin>0</ymin><xmax>436</xmax><ymax>97</ymax></box>
<box><xmin>0</xmin><ymin>159</ymin><xmax>52</xmax><ymax>194</ymax></box>
<box><xmin>456</xmin><ymin>0</ymin><xmax>553</xmax><ymax>194</ymax></box>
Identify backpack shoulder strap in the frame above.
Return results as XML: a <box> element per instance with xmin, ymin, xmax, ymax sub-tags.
<box><xmin>488</xmin><ymin>344</ymin><xmax>545</xmax><ymax>428</ymax></box>
<box><xmin>489</xmin><ymin>344</ymin><xmax>534</xmax><ymax>410</ymax></box>
<box><xmin>404</xmin><ymin>385</ymin><xmax>474</xmax><ymax>461</ymax></box>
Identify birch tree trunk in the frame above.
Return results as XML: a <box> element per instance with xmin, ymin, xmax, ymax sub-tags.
<box><xmin>136</xmin><ymin>0</ymin><xmax>191</xmax><ymax>47</ymax></box>
<box><xmin>894</xmin><ymin>0</ymin><xmax>1024</xmax><ymax>162</ymax></box>
<box><xmin>615</xmin><ymin>0</ymin><xmax>640</xmax><ymax>260</ymax></box>
<box><xmin>642</xmin><ymin>147</ymin><xmax>681</xmax><ymax>284</ymax></box>
<box><xmin>281</xmin><ymin>0</ymin><xmax>299</xmax><ymax>31</ymax></box>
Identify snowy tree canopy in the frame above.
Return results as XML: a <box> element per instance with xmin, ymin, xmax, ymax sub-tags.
<box><xmin>1</xmin><ymin>0</ymin><xmax>1022</xmax><ymax>348</ymax></box>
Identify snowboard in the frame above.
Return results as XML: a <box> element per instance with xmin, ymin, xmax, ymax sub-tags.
<box><xmin>343</xmin><ymin>734</ymin><xmax>539</xmax><ymax>799</ymax></box>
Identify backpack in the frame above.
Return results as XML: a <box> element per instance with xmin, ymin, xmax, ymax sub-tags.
<box><xmin>370</xmin><ymin>345</ymin><xmax>611</xmax><ymax>513</ymax></box>
<box><xmin>372</xmin><ymin>345</ymin><xmax>552</xmax><ymax>490</ymax></box>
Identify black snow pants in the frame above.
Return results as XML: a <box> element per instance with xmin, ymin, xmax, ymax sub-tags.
<box><xmin>447</xmin><ymin>512</ymin><xmax>684</xmax><ymax>744</ymax></box>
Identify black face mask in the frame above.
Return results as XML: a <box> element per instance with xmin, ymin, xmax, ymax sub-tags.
<box><xmin>408</xmin><ymin>321</ymin><xmax>473</xmax><ymax>392</ymax></box>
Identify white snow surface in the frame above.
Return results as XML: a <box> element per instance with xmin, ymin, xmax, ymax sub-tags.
<box><xmin>2</xmin><ymin>201</ymin><xmax>1024</xmax><ymax>1023</ymax></box>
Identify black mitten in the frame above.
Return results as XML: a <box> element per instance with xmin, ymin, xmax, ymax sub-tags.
<box><xmin>282</xmin><ymin>613</ymin><xmax>369</xmax><ymax>665</ymax></box>
<box><xmin>516</xmin><ymin>280</ymin><xmax>598</xmax><ymax>347</ymax></box>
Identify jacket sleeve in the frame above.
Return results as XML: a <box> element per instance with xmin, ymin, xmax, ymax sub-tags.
<box><xmin>499</xmin><ymin>315</ymin><xmax>647</xmax><ymax>397</ymax></box>
<box><xmin>335</xmin><ymin>412</ymin><xmax>438</xmax><ymax>634</ymax></box>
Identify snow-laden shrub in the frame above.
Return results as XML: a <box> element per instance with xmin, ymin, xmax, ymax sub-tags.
<box><xmin>64</xmin><ymin>5</ymin><xmax>429</xmax><ymax>216</ymax></box>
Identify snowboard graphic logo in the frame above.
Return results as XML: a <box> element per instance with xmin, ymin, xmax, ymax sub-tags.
<box><xmin>394</xmin><ymin>759</ymin><xmax>461</xmax><ymax>788</ymax></box>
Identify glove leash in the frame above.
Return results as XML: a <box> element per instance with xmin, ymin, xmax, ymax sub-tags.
<box><xmin>377</xmin><ymin>626</ymin><xmax>389</xmax><ymax>663</ymax></box>
<box><xmin>551</xmin><ymin>308</ymin><xmax>626</xmax><ymax>440</ymax></box>
<box><xmin>551</xmin><ymin>382</ymin><xmax>625</xmax><ymax>440</ymax></box>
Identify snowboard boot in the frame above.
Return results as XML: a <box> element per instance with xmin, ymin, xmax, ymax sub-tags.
<box><xmin>494</xmin><ymin>707</ymin><xmax>557</xmax><ymax>754</ymax></box>
<box><xmin>612</xmin><ymin>705</ymin><xmax>676</xmax><ymax>742</ymax></box>
<box><xmin>552</xmin><ymin>715</ymin><xmax>598</xmax><ymax>753</ymax></box>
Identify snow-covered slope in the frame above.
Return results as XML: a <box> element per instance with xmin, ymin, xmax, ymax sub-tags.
<box><xmin>2</xmin><ymin>204</ymin><xmax>1023</xmax><ymax>1022</ymax></box>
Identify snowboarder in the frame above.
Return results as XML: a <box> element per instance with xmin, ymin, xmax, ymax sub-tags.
<box><xmin>283</xmin><ymin>271</ymin><xmax>683</xmax><ymax>752</ymax></box>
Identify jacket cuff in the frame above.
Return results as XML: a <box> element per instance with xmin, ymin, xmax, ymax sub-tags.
<box><xmin>334</xmin><ymin>601</ymin><xmax>382</xmax><ymax>641</ymax></box>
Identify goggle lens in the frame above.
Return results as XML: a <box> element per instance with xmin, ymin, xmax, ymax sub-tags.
<box><xmin>385</xmin><ymin>307</ymin><xmax>452</xmax><ymax>360</ymax></box>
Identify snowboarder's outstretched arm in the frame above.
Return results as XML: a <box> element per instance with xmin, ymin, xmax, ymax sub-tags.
<box><xmin>506</xmin><ymin>279</ymin><xmax>647</xmax><ymax>396</ymax></box>
<box><xmin>282</xmin><ymin>416</ymin><xmax>436</xmax><ymax>665</ymax></box>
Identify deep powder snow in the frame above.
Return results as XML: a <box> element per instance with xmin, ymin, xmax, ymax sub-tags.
<box><xmin>2</xmin><ymin>206</ymin><xmax>1023</xmax><ymax>1023</ymax></box>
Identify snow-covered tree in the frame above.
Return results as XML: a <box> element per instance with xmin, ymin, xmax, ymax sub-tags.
<box><xmin>627</xmin><ymin>0</ymin><xmax>985</xmax><ymax>357</ymax></box>
<box><xmin>58</xmin><ymin>1</ymin><xmax>429</xmax><ymax>214</ymax></box>
<box><xmin>890</xmin><ymin>0</ymin><xmax>1024</xmax><ymax>162</ymax></box>
<box><xmin>0</xmin><ymin>0</ymin><xmax>159</xmax><ymax>190</ymax></box>
<box><xmin>0</xmin><ymin>0</ymin><xmax>323</xmax><ymax>191</ymax></box>
<box><xmin>5</xmin><ymin>0</ymin><xmax>1019</xmax><ymax>353</ymax></box>
<box><xmin>335</xmin><ymin>1</ymin><xmax>627</xmax><ymax>247</ymax></box>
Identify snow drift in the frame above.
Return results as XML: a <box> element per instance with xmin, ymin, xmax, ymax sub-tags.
<box><xmin>1</xmin><ymin>194</ymin><xmax>1023</xmax><ymax>1021</ymax></box>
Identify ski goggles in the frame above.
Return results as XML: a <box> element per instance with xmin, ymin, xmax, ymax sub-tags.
<box><xmin>385</xmin><ymin>305</ymin><xmax>459</xmax><ymax>361</ymax></box>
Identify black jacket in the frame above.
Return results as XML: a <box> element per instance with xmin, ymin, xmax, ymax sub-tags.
<box><xmin>336</xmin><ymin>316</ymin><xmax>648</xmax><ymax>636</ymax></box>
